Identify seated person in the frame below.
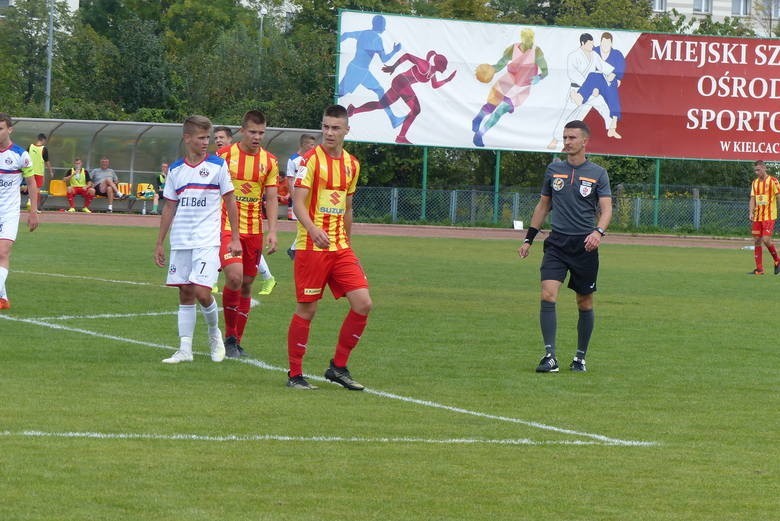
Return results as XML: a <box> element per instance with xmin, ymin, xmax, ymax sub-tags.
<box><xmin>90</xmin><ymin>156</ymin><xmax>124</xmax><ymax>212</ymax></box>
<box><xmin>63</xmin><ymin>157</ymin><xmax>95</xmax><ymax>213</ymax></box>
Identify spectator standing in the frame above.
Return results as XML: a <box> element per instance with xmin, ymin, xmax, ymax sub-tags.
<box><xmin>0</xmin><ymin>113</ymin><xmax>40</xmax><ymax>310</ymax></box>
<box><xmin>519</xmin><ymin>120</ymin><xmax>612</xmax><ymax>373</ymax></box>
<box><xmin>90</xmin><ymin>157</ymin><xmax>124</xmax><ymax>212</ymax></box>
<box><xmin>286</xmin><ymin>105</ymin><xmax>372</xmax><ymax>390</ymax></box>
<box><xmin>285</xmin><ymin>134</ymin><xmax>318</xmax><ymax>221</ymax></box>
<box><xmin>154</xmin><ymin>115</ymin><xmax>241</xmax><ymax>364</ymax></box>
<box><xmin>218</xmin><ymin>110</ymin><xmax>279</xmax><ymax>358</ymax></box>
<box><xmin>213</xmin><ymin>126</ymin><xmax>233</xmax><ymax>150</ymax></box>
<box><xmin>27</xmin><ymin>133</ymin><xmax>53</xmax><ymax>212</ymax></box>
<box><xmin>63</xmin><ymin>157</ymin><xmax>95</xmax><ymax>213</ymax></box>
<box><xmin>285</xmin><ymin>133</ymin><xmax>318</xmax><ymax>259</ymax></box>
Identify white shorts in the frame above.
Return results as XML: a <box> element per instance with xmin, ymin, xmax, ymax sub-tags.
<box><xmin>166</xmin><ymin>246</ymin><xmax>220</xmax><ymax>288</ymax></box>
<box><xmin>0</xmin><ymin>212</ymin><xmax>20</xmax><ymax>242</ymax></box>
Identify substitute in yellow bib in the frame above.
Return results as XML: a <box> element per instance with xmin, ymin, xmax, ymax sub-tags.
<box><xmin>27</xmin><ymin>133</ymin><xmax>53</xmax><ymax>211</ymax></box>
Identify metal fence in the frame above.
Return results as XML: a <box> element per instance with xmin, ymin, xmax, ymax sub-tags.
<box><xmin>353</xmin><ymin>186</ymin><xmax>748</xmax><ymax>234</ymax></box>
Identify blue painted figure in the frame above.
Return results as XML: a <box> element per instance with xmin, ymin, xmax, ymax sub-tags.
<box><xmin>338</xmin><ymin>15</ymin><xmax>404</xmax><ymax>128</ymax></box>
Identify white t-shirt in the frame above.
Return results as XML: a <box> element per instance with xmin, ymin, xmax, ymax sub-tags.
<box><xmin>0</xmin><ymin>142</ymin><xmax>33</xmax><ymax>218</ymax></box>
<box><xmin>163</xmin><ymin>154</ymin><xmax>234</xmax><ymax>250</ymax></box>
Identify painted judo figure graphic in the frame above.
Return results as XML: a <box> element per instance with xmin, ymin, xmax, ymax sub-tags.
<box><xmin>548</xmin><ymin>32</ymin><xmax>625</xmax><ymax>149</ymax></box>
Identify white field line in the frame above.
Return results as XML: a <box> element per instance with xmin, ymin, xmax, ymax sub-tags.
<box><xmin>16</xmin><ymin>270</ymin><xmax>161</xmax><ymax>287</ymax></box>
<box><xmin>0</xmin><ymin>430</ymin><xmax>624</xmax><ymax>446</ymax></box>
<box><xmin>1</xmin><ymin>313</ymin><xmax>658</xmax><ymax>448</ymax></box>
<box><xmin>15</xmin><ymin>270</ymin><xmax>260</xmax><ymax>315</ymax></box>
<box><xmin>37</xmin><ymin>311</ymin><xmax>179</xmax><ymax>321</ymax></box>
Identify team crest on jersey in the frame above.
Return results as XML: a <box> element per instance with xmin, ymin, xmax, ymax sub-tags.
<box><xmin>169</xmin><ymin>264</ymin><xmax>177</xmax><ymax>274</ymax></box>
<box><xmin>579</xmin><ymin>180</ymin><xmax>593</xmax><ymax>197</ymax></box>
<box><xmin>199</xmin><ymin>167</ymin><xmax>209</xmax><ymax>177</ymax></box>
<box><xmin>4</xmin><ymin>157</ymin><xmax>12</xmax><ymax>166</ymax></box>
<box><xmin>552</xmin><ymin>178</ymin><xmax>564</xmax><ymax>191</ymax></box>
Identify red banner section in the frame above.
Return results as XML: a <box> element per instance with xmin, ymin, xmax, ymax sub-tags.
<box><xmin>588</xmin><ymin>33</ymin><xmax>780</xmax><ymax>160</ymax></box>
<box><xmin>337</xmin><ymin>12</ymin><xmax>780</xmax><ymax>161</ymax></box>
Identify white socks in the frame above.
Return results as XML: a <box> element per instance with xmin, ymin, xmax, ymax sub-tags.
<box><xmin>200</xmin><ymin>298</ymin><xmax>220</xmax><ymax>335</ymax></box>
<box><xmin>178</xmin><ymin>304</ymin><xmax>196</xmax><ymax>342</ymax></box>
<box><xmin>258</xmin><ymin>255</ymin><xmax>272</xmax><ymax>280</ymax></box>
<box><xmin>0</xmin><ymin>266</ymin><xmax>7</xmax><ymax>299</ymax></box>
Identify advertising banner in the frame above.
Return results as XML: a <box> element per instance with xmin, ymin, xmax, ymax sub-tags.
<box><xmin>336</xmin><ymin>10</ymin><xmax>780</xmax><ymax>161</ymax></box>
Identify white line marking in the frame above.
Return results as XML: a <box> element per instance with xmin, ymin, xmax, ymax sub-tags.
<box><xmin>37</xmin><ymin>311</ymin><xmax>179</xmax><ymax>321</ymax></box>
<box><xmin>0</xmin><ymin>314</ymin><xmax>658</xmax><ymax>447</ymax></box>
<box><xmin>0</xmin><ymin>314</ymin><xmax>173</xmax><ymax>351</ymax></box>
<box><xmin>0</xmin><ymin>430</ymin><xmax>629</xmax><ymax>446</ymax></box>
<box><xmin>16</xmin><ymin>270</ymin><xmax>159</xmax><ymax>287</ymax></box>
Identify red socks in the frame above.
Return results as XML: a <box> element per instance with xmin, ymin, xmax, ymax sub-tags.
<box><xmin>769</xmin><ymin>244</ymin><xmax>780</xmax><ymax>264</ymax></box>
<box><xmin>235</xmin><ymin>296</ymin><xmax>251</xmax><ymax>342</ymax></box>
<box><xmin>287</xmin><ymin>310</ymin><xmax>368</xmax><ymax>376</ymax></box>
<box><xmin>334</xmin><ymin>310</ymin><xmax>368</xmax><ymax>367</ymax></box>
<box><xmin>222</xmin><ymin>287</ymin><xmax>241</xmax><ymax>338</ymax></box>
<box><xmin>287</xmin><ymin>314</ymin><xmax>311</xmax><ymax>377</ymax></box>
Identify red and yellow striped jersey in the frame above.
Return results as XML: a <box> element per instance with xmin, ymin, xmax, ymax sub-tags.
<box><xmin>218</xmin><ymin>143</ymin><xmax>279</xmax><ymax>234</ymax></box>
<box><xmin>751</xmin><ymin>175</ymin><xmax>780</xmax><ymax>221</ymax></box>
<box><xmin>293</xmin><ymin>145</ymin><xmax>360</xmax><ymax>251</ymax></box>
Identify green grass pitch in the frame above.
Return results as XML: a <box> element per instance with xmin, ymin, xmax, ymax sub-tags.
<box><xmin>0</xmin><ymin>223</ymin><xmax>775</xmax><ymax>520</ymax></box>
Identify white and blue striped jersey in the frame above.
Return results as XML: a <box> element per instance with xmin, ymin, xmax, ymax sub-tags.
<box><xmin>286</xmin><ymin>152</ymin><xmax>302</xmax><ymax>178</ymax></box>
<box><xmin>0</xmin><ymin>142</ymin><xmax>33</xmax><ymax>217</ymax></box>
<box><xmin>164</xmin><ymin>154</ymin><xmax>234</xmax><ymax>250</ymax></box>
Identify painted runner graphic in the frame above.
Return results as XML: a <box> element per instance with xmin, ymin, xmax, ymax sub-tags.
<box><xmin>348</xmin><ymin>50</ymin><xmax>456</xmax><ymax>144</ymax></box>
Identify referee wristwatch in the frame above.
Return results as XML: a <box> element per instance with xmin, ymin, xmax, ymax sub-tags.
<box><xmin>595</xmin><ymin>227</ymin><xmax>606</xmax><ymax>237</ymax></box>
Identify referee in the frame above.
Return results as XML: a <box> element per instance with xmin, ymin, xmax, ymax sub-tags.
<box><xmin>518</xmin><ymin>120</ymin><xmax>612</xmax><ymax>373</ymax></box>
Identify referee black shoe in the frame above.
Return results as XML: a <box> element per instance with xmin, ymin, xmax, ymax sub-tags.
<box><xmin>324</xmin><ymin>359</ymin><xmax>365</xmax><ymax>390</ymax></box>
<box><xmin>569</xmin><ymin>357</ymin><xmax>587</xmax><ymax>372</ymax></box>
<box><xmin>535</xmin><ymin>354</ymin><xmax>559</xmax><ymax>373</ymax></box>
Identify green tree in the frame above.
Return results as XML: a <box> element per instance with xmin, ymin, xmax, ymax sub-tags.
<box><xmin>556</xmin><ymin>0</ymin><xmax>653</xmax><ymax>30</ymax></box>
<box><xmin>0</xmin><ymin>0</ymin><xmax>71</xmax><ymax>112</ymax></box>
<box><xmin>56</xmin><ymin>21</ymin><xmax>122</xmax><ymax>118</ymax></box>
<box><xmin>115</xmin><ymin>15</ymin><xmax>169</xmax><ymax>113</ymax></box>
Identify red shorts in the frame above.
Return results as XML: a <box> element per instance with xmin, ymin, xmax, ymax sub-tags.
<box><xmin>69</xmin><ymin>186</ymin><xmax>91</xmax><ymax>196</ymax></box>
<box><xmin>294</xmin><ymin>248</ymin><xmax>368</xmax><ymax>302</ymax></box>
<box><xmin>32</xmin><ymin>175</ymin><xmax>44</xmax><ymax>188</ymax></box>
<box><xmin>220</xmin><ymin>232</ymin><xmax>262</xmax><ymax>277</ymax></box>
<box><xmin>752</xmin><ymin>220</ymin><xmax>775</xmax><ymax>237</ymax></box>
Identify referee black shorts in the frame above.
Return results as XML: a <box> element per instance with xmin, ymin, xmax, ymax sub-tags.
<box><xmin>540</xmin><ymin>232</ymin><xmax>599</xmax><ymax>295</ymax></box>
